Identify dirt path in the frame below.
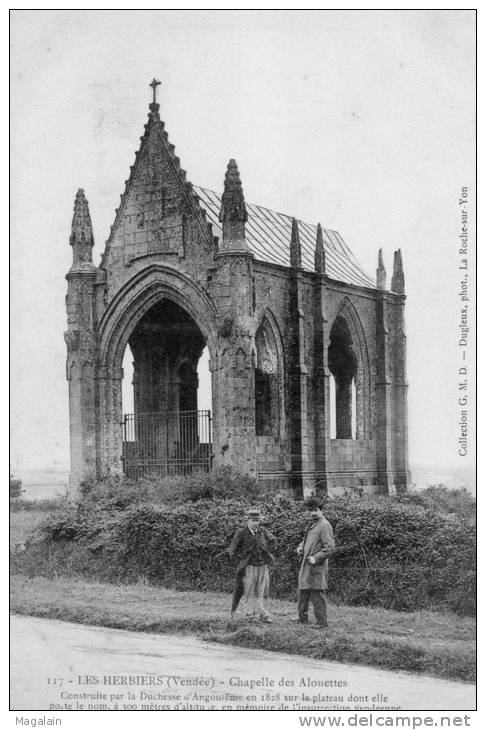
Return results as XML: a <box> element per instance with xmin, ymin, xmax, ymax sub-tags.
<box><xmin>10</xmin><ymin>615</ymin><xmax>475</xmax><ymax>711</ymax></box>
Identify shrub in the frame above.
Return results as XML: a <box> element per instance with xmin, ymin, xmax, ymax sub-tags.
<box><xmin>12</xmin><ymin>492</ymin><xmax>476</xmax><ymax>616</ymax></box>
<box><xmin>396</xmin><ymin>484</ymin><xmax>476</xmax><ymax>520</ymax></box>
<box><xmin>181</xmin><ymin>467</ymin><xmax>263</xmax><ymax>502</ymax></box>
<box><xmin>10</xmin><ymin>469</ymin><xmax>24</xmax><ymax>499</ymax></box>
<box><xmin>78</xmin><ymin>467</ymin><xmax>264</xmax><ymax>510</ymax></box>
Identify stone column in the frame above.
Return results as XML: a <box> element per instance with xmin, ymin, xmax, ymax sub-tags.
<box><xmin>390</xmin><ymin>250</ymin><xmax>411</xmax><ymax>492</ymax></box>
<box><xmin>213</xmin><ymin>252</ymin><xmax>256</xmax><ymax>475</ymax></box>
<box><xmin>65</xmin><ymin>352</ymin><xmax>97</xmax><ymax>493</ymax></box>
<box><xmin>65</xmin><ymin>189</ymin><xmax>101</xmax><ymax>496</ymax></box>
<box><xmin>289</xmin><ymin>219</ymin><xmax>309</xmax><ymax>498</ymax></box>
<box><xmin>375</xmin><ymin>249</ymin><xmax>412</xmax><ymax>494</ymax></box>
<box><xmin>375</xmin><ymin>290</ymin><xmax>394</xmax><ymax>494</ymax></box>
<box><xmin>96</xmin><ymin>366</ymin><xmax>124</xmax><ymax>478</ymax></box>
<box><xmin>213</xmin><ymin>160</ymin><xmax>256</xmax><ymax>476</ymax></box>
<box><xmin>313</xmin><ymin>224</ymin><xmax>329</xmax><ymax>495</ymax></box>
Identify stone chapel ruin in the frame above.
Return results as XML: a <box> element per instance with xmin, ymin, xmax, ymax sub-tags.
<box><xmin>65</xmin><ymin>81</ymin><xmax>410</xmax><ymax>497</ymax></box>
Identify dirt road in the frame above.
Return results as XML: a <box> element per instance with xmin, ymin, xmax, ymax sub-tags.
<box><xmin>10</xmin><ymin>615</ymin><xmax>475</xmax><ymax>711</ymax></box>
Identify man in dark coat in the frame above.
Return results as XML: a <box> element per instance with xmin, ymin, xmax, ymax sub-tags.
<box><xmin>296</xmin><ymin>497</ymin><xmax>335</xmax><ymax>628</ymax></box>
<box><xmin>227</xmin><ymin>508</ymin><xmax>276</xmax><ymax>622</ymax></box>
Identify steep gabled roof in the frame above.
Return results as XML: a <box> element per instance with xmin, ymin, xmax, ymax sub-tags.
<box><xmin>192</xmin><ymin>186</ymin><xmax>374</xmax><ymax>288</ymax></box>
<box><xmin>101</xmin><ymin>95</ymin><xmax>373</xmax><ymax>288</ymax></box>
<box><xmin>100</xmin><ymin>103</ymin><xmax>215</xmax><ymax>269</ymax></box>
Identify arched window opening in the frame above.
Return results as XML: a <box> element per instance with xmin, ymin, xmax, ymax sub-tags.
<box><xmin>255</xmin><ymin>320</ymin><xmax>280</xmax><ymax>437</ymax></box>
<box><xmin>328</xmin><ymin>316</ymin><xmax>358</xmax><ymax>440</ymax></box>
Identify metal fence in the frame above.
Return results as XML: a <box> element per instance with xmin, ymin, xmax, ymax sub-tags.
<box><xmin>122</xmin><ymin>410</ymin><xmax>213</xmax><ymax>479</ymax></box>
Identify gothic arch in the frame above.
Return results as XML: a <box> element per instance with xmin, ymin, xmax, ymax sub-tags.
<box><xmin>327</xmin><ymin>297</ymin><xmax>372</xmax><ymax>439</ymax></box>
<box><xmin>254</xmin><ymin>309</ymin><xmax>285</xmax><ymax>439</ymax></box>
<box><xmin>98</xmin><ymin>264</ymin><xmax>218</xmax><ymax>371</ymax></box>
<box><xmin>255</xmin><ymin>308</ymin><xmax>285</xmax><ymax>362</ymax></box>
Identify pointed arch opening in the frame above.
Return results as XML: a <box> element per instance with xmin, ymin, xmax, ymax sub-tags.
<box><xmin>328</xmin><ymin>316</ymin><xmax>358</xmax><ymax>440</ymax></box>
<box><xmin>254</xmin><ymin>315</ymin><xmax>283</xmax><ymax>438</ymax></box>
<box><xmin>120</xmin><ymin>298</ymin><xmax>213</xmax><ymax>477</ymax></box>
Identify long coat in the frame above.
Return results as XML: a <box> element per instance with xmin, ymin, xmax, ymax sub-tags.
<box><xmin>297</xmin><ymin>516</ymin><xmax>335</xmax><ymax>590</ymax></box>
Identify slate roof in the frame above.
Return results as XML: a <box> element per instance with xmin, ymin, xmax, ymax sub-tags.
<box><xmin>193</xmin><ymin>186</ymin><xmax>374</xmax><ymax>289</ymax></box>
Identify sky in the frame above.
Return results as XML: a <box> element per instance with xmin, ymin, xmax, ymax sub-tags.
<box><xmin>10</xmin><ymin>10</ymin><xmax>475</xmax><ymax>477</ymax></box>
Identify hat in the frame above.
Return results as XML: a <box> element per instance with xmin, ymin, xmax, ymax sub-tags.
<box><xmin>304</xmin><ymin>497</ymin><xmax>323</xmax><ymax>511</ymax></box>
<box><xmin>247</xmin><ymin>508</ymin><xmax>261</xmax><ymax>518</ymax></box>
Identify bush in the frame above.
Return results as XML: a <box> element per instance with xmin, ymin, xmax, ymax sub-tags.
<box><xmin>10</xmin><ymin>469</ymin><xmax>24</xmax><ymax>499</ymax></box>
<box><xmin>12</xmin><ymin>491</ymin><xmax>476</xmax><ymax>616</ymax></box>
<box><xmin>78</xmin><ymin>467</ymin><xmax>264</xmax><ymax>510</ymax></box>
<box><xmin>396</xmin><ymin>485</ymin><xmax>476</xmax><ymax>520</ymax></box>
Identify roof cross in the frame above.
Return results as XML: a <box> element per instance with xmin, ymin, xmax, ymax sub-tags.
<box><xmin>149</xmin><ymin>78</ymin><xmax>161</xmax><ymax>104</ymax></box>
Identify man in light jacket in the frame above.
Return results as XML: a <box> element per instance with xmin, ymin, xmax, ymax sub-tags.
<box><xmin>296</xmin><ymin>497</ymin><xmax>335</xmax><ymax>628</ymax></box>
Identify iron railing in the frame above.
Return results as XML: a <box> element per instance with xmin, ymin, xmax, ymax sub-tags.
<box><xmin>122</xmin><ymin>410</ymin><xmax>213</xmax><ymax>479</ymax></box>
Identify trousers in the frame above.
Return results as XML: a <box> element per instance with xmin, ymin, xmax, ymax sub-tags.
<box><xmin>297</xmin><ymin>589</ymin><xmax>328</xmax><ymax>626</ymax></box>
<box><xmin>241</xmin><ymin>564</ymin><xmax>270</xmax><ymax>617</ymax></box>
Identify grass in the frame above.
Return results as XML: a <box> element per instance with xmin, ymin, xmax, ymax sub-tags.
<box><xmin>10</xmin><ymin>501</ymin><xmax>476</xmax><ymax>684</ymax></box>
<box><xmin>10</xmin><ymin>510</ymin><xmax>53</xmax><ymax>545</ymax></box>
<box><xmin>10</xmin><ymin>498</ymin><xmax>70</xmax><ymax>546</ymax></box>
<box><xmin>10</xmin><ymin>495</ymin><xmax>67</xmax><ymax>513</ymax></box>
<box><xmin>10</xmin><ymin>574</ymin><xmax>475</xmax><ymax>683</ymax></box>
